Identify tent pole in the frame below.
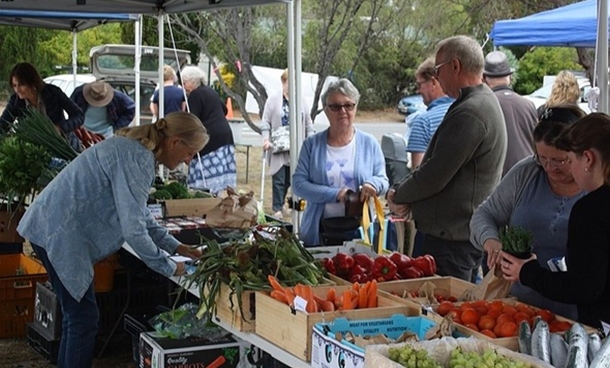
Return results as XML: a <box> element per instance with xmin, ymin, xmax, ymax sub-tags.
<box><xmin>158</xmin><ymin>12</ymin><xmax>165</xmax><ymax>119</ymax></box>
<box><xmin>287</xmin><ymin>0</ymin><xmax>299</xmax><ymax>233</ymax></box>
<box><xmin>135</xmin><ymin>15</ymin><xmax>142</xmax><ymax>126</ymax></box>
<box><xmin>599</xmin><ymin>0</ymin><xmax>609</xmax><ymax>113</ymax></box>
<box><xmin>72</xmin><ymin>30</ymin><xmax>77</xmax><ymax>88</ymax></box>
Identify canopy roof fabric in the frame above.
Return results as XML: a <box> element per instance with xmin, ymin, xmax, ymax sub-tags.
<box><xmin>0</xmin><ymin>0</ymin><xmax>290</xmax><ymax>14</ymax></box>
<box><xmin>491</xmin><ymin>0</ymin><xmax>606</xmax><ymax>47</ymax></box>
<box><xmin>0</xmin><ymin>10</ymin><xmax>137</xmax><ymax>31</ymax></box>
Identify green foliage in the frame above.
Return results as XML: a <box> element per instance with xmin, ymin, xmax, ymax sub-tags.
<box><xmin>0</xmin><ymin>26</ymin><xmax>56</xmax><ymax>79</ymax></box>
<box><xmin>500</xmin><ymin>226</ymin><xmax>534</xmax><ymax>254</ymax></box>
<box><xmin>513</xmin><ymin>47</ymin><xmax>583</xmax><ymax>95</ymax></box>
<box><xmin>0</xmin><ymin>137</ymin><xmax>51</xmax><ymax>203</ymax></box>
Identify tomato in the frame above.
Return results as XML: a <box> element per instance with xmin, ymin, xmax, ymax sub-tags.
<box><xmin>487</xmin><ymin>308</ymin><xmax>502</xmax><ymax>319</ymax></box>
<box><xmin>502</xmin><ymin>305</ymin><xmax>518</xmax><ymax>317</ymax></box>
<box><xmin>461</xmin><ymin>308</ymin><xmax>480</xmax><ymax>325</ymax></box>
<box><xmin>480</xmin><ymin>329</ymin><xmax>497</xmax><ymax>338</ymax></box>
<box><xmin>465</xmin><ymin>323</ymin><xmax>479</xmax><ymax>332</ymax></box>
<box><xmin>513</xmin><ymin>312</ymin><xmax>531</xmax><ymax>327</ymax></box>
<box><xmin>536</xmin><ymin>309</ymin><xmax>555</xmax><ymax>323</ymax></box>
<box><xmin>497</xmin><ymin>313</ymin><xmax>515</xmax><ymax>325</ymax></box>
<box><xmin>437</xmin><ymin>301</ymin><xmax>455</xmax><ymax>316</ymax></box>
<box><xmin>490</xmin><ymin>300</ymin><xmax>506</xmax><ymax>310</ymax></box>
<box><xmin>478</xmin><ymin>315</ymin><xmax>496</xmax><ymax>331</ymax></box>
<box><xmin>499</xmin><ymin>321</ymin><xmax>518</xmax><ymax>337</ymax></box>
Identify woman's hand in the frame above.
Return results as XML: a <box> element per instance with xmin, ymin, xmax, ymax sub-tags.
<box><xmin>263</xmin><ymin>139</ymin><xmax>271</xmax><ymax>151</ymax></box>
<box><xmin>483</xmin><ymin>239</ymin><xmax>503</xmax><ymax>269</ymax></box>
<box><xmin>176</xmin><ymin>244</ymin><xmax>202</xmax><ymax>259</ymax></box>
<box><xmin>336</xmin><ymin>187</ymin><xmax>350</xmax><ymax>202</ymax></box>
<box><xmin>500</xmin><ymin>251</ymin><xmax>537</xmax><ymax>282</ymax></box>
<box><xmin>173</xmin><ymin>262</ymin><xmax>186</xmax><ymax>276</ymax></box>
<box><xmin>359</xmin><ymin>183</ymin><xmax>377</xmax><ymax>202</ymax></box>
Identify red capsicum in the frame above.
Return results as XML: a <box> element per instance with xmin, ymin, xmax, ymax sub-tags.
<box><xmin>411</xmin><ymin>254</ymin><xmax>436</xmax><ymax>276</ymax></box>
<box><xmin>371</xmin><ymin>256</ymin><xmax>397</xmax><ymax>281</ymax></box>
<box><xmin>332</xmin><ymin>253</ymin><xmax>355</xmax><ymax>276</ymax></box>
<box><xmin>322</xmin><ymin>258</ymin><xmax>336</xmax><ymax>275</ymax></box>
<box><xmin>399</xmin><ymin>266</ymin><xmax>424</xmax><ymax>279</ymax></box>
<box><xmin>353</xmin><ymin>253</ymin><xmax>374</xmax><ymax>272</ymax></box>
<box><xmin>389</xmin><ymin>252</ymin><xmax>412</xmax><ymax>269</ymax></box>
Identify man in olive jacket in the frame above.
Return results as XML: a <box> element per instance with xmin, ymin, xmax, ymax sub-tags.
<box><xmin>388</xmin><ymin>36</ymin><xmax>507</xmax><ymax>282</ymax></box>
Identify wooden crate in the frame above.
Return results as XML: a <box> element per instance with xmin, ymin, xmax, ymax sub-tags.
<box><xmin>255</xmin><ymin>284</ymin><xmax>420</xmax><ymax>362</ymax></box>
<box><xmin>377</xmin><ymin>276</ymin><xmax>476</xmax><ymax>304</ymax></box>
<box><xmin>214</xmin><ymin>278</ymin><xmax>336</xmax><ymax>332</ymax></box>
<box><xmin>163</xmin><ymin>198</ymin><xmax>221</xmax><ymax>218</ymax></box>
<box><xmin>214</xmin><ymin>283</ymin><xmax>256</xmax><ymax>332</ymax></box>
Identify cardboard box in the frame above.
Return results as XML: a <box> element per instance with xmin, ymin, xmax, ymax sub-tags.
<box><xmin>255</xmin><ymin>284</ymin><xmax>420</xmax><ymax>362</ymax></box>
<box><xmin>163</xmin><ymin>198</ymin><xmax>221</xmax><ymax>218</ymax></box>
<box><xmin>33</xmin><ymin>282</ymin><xmax>62</xmax><ymax>340</ymax></box>
<box><xmin>214</xmin><ymin>283</ymin><xmax>256</xmax><ymax>332</ymax></box>
<box><xmin>377</xmin><ymin>276</ymin><xmax>476</xmax><ymax>305</ymax></box>
<box><xmin>139</xmin><ymin>332</ymin><xmax>242</xmax><ymax>368</ymax></box>
<box><xmin>311</xmin><ymin>314</ymin><xmax>437</xmax><ymax>368</ymax></box>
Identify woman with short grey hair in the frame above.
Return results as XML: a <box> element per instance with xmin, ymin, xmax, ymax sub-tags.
<box><xmin>181</xmin><ymin>65</ymin><xmax>236</xmax><ymax>194</ymax></box>
<box><xmin>293</xmin><ymin>78</ymin><xmax>389</xmax><ymax>246</ymax></box>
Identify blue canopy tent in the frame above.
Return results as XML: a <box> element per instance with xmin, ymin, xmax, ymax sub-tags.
<box><xmin>490</xmin><ymin>0</ymin><xmax>605</xmax><ymax>47</ymax></box>
<box><xmin>0</xmin><ymin>10</ymin><xmax>136</xmax><ymax>31</ymax></box>
<box><xmin>490</xmin><ymin>0</ymin><xmax>609</xmax><ymax>113</ymax></box>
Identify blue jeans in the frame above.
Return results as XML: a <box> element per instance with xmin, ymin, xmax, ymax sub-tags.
<box><xmin>31</xmin><ymin>243</ymin><xmax>99</xmax><ymax>368</ymax></box>
<box><xmin>272</xmin><ymin>165</ymin><xmax>291</xmax><ymax>212</ymax></box>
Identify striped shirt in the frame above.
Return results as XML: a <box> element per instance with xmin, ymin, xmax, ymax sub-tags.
<box><xmin>407</xmin><ymin>96</ymin><xmax>454</xmax><ymax>153</ymax></box>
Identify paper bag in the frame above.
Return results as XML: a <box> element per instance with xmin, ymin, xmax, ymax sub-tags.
<box><xmin>205</xmin><ymin>187</ymin><xmax>258</xmax><ymax>229</ymax></box>
<box><xmin>461</xmin><ymin>265</ymin><xmax>513</xmax><ymax>301</ymax></box>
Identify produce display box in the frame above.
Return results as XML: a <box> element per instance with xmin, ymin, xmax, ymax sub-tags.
<box><xmin>255</xmin><ymin>284</ymin><xmax>420</xmax><ymax>362</ymax></box>
<box><xmin>311</xmin><ymin>314</ymin><xmax>437</xmax><ymax>368</ymax></box>
<box><xmin>0</xmin><ymin>253</ymin><xmax>48</xmax><ymax>338</ymax></box>
<box><xmin>33</xmin><ymin>282</ymin><xmax>62</xmax><ymax>340</ymax></box>
<box><xmin>364</xmin><ymin>336</ymin><xmax>554</xmax><ymax>368</ymax></box>
<box><xmin>310</xmin><ymin>240</ymin><xmax>385</xmax><ymax>260</ymax></box>
<box><xmin>26</xmin><ymin>322</ymin><xmax>59</xmax><ymax>364</ymax></box>
<box><xmin>93</xmin><ymin>253</ymin><xmax>119</xmax><ymax>293</ymax></box>
<box><xmin>434</xmin><ymin>299</ymin><xmax>597</xmax><ymax>351</ymax></box>
<box><xmin>377</xmin><ymin>276</ymin><xmax>476</xmax><ymax>305</ymax></box>
<box><xmin>139</xmin><ymin>331</ymin><xmax>242</xmax><ymax>368</ymax></box>
<box><xmin>213</xmin><ymin>277</ymin><xmax>336</xmax><ymax>333</ymax></box>
<box><xmin>163</xmin><ymin>197</ymin><xmax>222</xmax><ymax>218</ymax></box>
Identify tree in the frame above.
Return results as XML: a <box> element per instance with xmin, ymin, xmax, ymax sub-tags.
<box><xmin>513</xmin><ymin>47</ymin><xmax>582</xmax><ymax>95</ymax></box>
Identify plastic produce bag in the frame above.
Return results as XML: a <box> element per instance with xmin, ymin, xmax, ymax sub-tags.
<box><xmin>148</xmin><ymin>303</ymin><xmax>230</xmax><ymax>341</ymax></box>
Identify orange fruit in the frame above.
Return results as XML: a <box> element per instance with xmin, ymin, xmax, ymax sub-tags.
<box><xmin>465</xmin><ymin>323</ymin><xmax>479</xmax><ymax>331</ymax></box>
<box><xmin>499</xmin><ymin>321</ymin><xmax>518</xmax><ymax>337</ymax></box>
<box><xmin>480</xmin><ymin>329</ymin><xmax>497</xmax><ymax>338</ymax></box>
<box><xmin>437</xmin><ymin>301</ymin><xmax>455</xmax><ymax>316</ymax></box>
<box><xmin>478</xmin><ymin>315</ymin><xmax>496</xmax><ymax>331</ymax></box>
<box><xmin>497</xmin><ymin>313</ymin><xmax>515</xmax><ymax>325</ymax></box>
<box><xmin>461</xmin><ymin>308</ymin><xmax>480</xmax><ymax>325</ymax></box>
<box><xmin>502</xmin><ymin>305</ymin><xmax>518</xmax><ymax>317</ymax></box>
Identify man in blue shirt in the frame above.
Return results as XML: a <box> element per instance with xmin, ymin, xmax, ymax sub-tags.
<box><xmin>407</xmin><ymin>57</ymin><xmax>454</xmax><ymax>168</ymax></box>
<box><xmin>71</xmin><ymin>81</ymin><xmax>135</xmax><ymax>138</ymax></box>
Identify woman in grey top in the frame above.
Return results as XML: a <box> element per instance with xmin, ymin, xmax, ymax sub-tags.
<box><xmin>18</xmin><ymin>112</ymin><xmax>207</xmax><ymax>368</ymax></box>
<box><xmin>470</xmin><ymin>105</ymin><xmax>585</xmax><ymax>320</ymax></box>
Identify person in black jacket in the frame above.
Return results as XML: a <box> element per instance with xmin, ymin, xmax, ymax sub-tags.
<box><xmin>500</xmin><ymin>113</ymin><xmax>610</xmax><ymax>329</ymax></box>
<box><xmin>180</xmin><ymin>66</ymin><xmax>236</xmax><ymax>195</ymax></box>
<box><xmin>0</xmin><ymin>62</ymin><xmax>84</xmax><ymax>151</ymax></box>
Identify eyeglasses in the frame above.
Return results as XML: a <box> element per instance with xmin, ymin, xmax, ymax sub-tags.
<box><xmin>180</xmin><ymin>140</ymin><xmax>199</xmax><ymax>157</ymax></box>
<box><xmin>534</xmin><ymin>153</ymin><xmax>570</xmax><ymax>169</ymax></box>
<box><xmin>327</xmin><ymin>103</ymin><xmax>356</xmax><ymax>112</ymax></box>
<box><xmin>415</xmin><ymin>79</ymin><xmax>432</xmax><ymax>89</ymax></box>
<box><xmin>433</xmin><ymin>60</ymin><xmax>451</xmax><ymax>76</ymax></box>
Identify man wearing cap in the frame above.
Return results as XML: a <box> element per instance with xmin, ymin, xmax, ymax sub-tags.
<box><xmin>71</xmin><ymin>81</ymin><xmax>135</xmax><ymax>138</ymax></box>
<box><xmin>483</xmin><ymin>51</ymin><xmax>537</xmax><ymax>176</ymax></box>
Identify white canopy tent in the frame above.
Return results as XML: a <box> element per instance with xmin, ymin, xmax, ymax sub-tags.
<box><xmin>2</xmin><ymin>0</ymin><xmax>306</xmax><ymax>231</ymax></box>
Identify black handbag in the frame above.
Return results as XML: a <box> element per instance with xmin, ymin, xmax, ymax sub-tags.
<box><xmin>318</xmin><ymin>190</ymin><xmax>364</xmax><ymax>246</ymax></box>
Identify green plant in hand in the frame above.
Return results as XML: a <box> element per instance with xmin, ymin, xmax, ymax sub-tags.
<box><xmin>499</xmin><ymin>226</ymin><xmax>533</xmax><ymax>255</ymax></box>
<box><xmin>388</xmin><ymin>345</ymin><xmax>442</xmax><ymax>368</ymax></box>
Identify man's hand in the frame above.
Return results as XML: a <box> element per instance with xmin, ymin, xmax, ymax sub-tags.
<box><xmin>386</xmin><ymin>189</ymin><xmax>411</xmax><ymax>217</ymax></box>
<box><xmin>173</xmin><ymin>262</ymin><xmax>186</xmax><ymax>276</ymax></box>
<box><xmin>176</xmin><ymin>244</ymin><xmax>202</xmax><ymax>259</ymax></box>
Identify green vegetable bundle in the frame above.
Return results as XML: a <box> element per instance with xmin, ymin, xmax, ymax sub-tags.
<box><xmin>500</xmin><ymin>226</ymin><xmax>534</xmax><ymax>254</ymax></box>
<box><xmin>181</xmin><ymin>226</ymin><xmax>325</xmax><ymax>321</ymax></box>
<box><xmin>12</xmin><ymin>109</ymin><xmax>78</xmax><ymax>161</ymax></box>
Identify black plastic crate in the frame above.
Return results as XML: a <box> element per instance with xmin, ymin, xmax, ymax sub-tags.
<box><xmin>26</xmin><ymin>322</ymin><xmax>60</xmax><ymax>364</ymax></box>
<box><xmin>33</xmin><ymin>282</ymin><xmax>62</xmax><ymax>340</ymax></box>
<box><xmin>123</xmin><ymin>308</ymin><xmax>170</xmax><ymax>366</ymax></box>
<box><xmin>0</xmin><ymin>242</ymin><xmax>23</xmax><ymax>254</ymax></box>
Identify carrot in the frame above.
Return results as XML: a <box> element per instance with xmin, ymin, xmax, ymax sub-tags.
<box><xmin>284</xmin><ymin>287</ymin><xmax>296</xmax><ymax>305</ymax></box>
<box><xmin>270</xmin><ymin>290</ymin><xmax>288</xmax><ymax>304</ymax></box>
<box><xmin>320</xmin><ymin>300</ymin><xmax>335</xmax><ymax>312</ymax></box>
<box><xmin>367</xmin><ymin>279</ymin><xmax>378</xmax><ymax>308</ymax></box>
<box><xmin>358</xmin><ymin>285</ymin><xmax>368</xmax><ymax>309</ymax></box>
<box><xmin>327</xmin><ymin>288</ymin><xmax>336</xmax><ymax>303</ymax></box>
<box><xmin>334</xmin><ymin>294</ymin><xmax>343</xmax><ymax>310</ymax></box>
<box><xmin>313</xmin><ymin>294</ymin><xmax>326</xmax><ymax>306</ymax></box>
<box><xmin>351</xmin><ymin>290</ymin><xmax>359</xmax><ymax>309</ymax></box>
<box><xmin>352</xmin><ymin>282</ymin><xmax>360</xmax><ymax>292</ymax></box>
<box><xmin>306</xmin><ymin>294</ymin><xmax>318</xmax><ymax>313</ymax></box>
<box><xmin>294</xmin><ymin>284</ymin><xmax>305</xmax><ymax>299</ymax></box>
<box><xmin>342</xmin><ymin>290</ymin><xmax>353</xmax><ymax>310</ymax></box>
<box><xmin>268</xmin><ymin>275</ymin><xmax>284</xmax><ymax>292</ymax></box>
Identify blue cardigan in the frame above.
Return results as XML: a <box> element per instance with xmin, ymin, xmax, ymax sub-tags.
<box><xmin>293</xmin><ymin>129</ymin><xmax>389</xmax><ymax>246</ymax></box>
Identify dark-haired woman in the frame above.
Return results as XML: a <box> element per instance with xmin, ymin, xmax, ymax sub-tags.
<box><xmin>0</xmin><ymin>62</ymin><xmax>84</xmax><ymax>150</ymax></box>
<box><xmin>471</xmin><ymin>105</ymin><xmax>586</xmax><ymax>320</ymax></box>
<box><xmin>17</xmin><ymin>112</ymin><xmax>207</xmax><ymax>368</ymax></box>
<box><xmin>501</xmin><ymin>112</ymin><xmax>610</xmax><ymax>329</ymax></box>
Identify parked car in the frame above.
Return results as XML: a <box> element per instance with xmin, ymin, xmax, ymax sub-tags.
<box><xmin>525</xmin><ymin>77</ymin><xmax>591</xmax><ymax>113</ymax></box>
<box><xmin>397</xmin><ymin>94</ymin><xmax>426</xmax><ymax>115</ymax></box>
<box><xmin>44</xmin><ymin>44</ymin><xmax>191</xmax><ymax>125</ymax></box>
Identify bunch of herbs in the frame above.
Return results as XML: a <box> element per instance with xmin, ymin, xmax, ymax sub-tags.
<box><xmin>500</xmin><ymin>225</ymin><xmax>534</xmax><ymax>255</ymax></box>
